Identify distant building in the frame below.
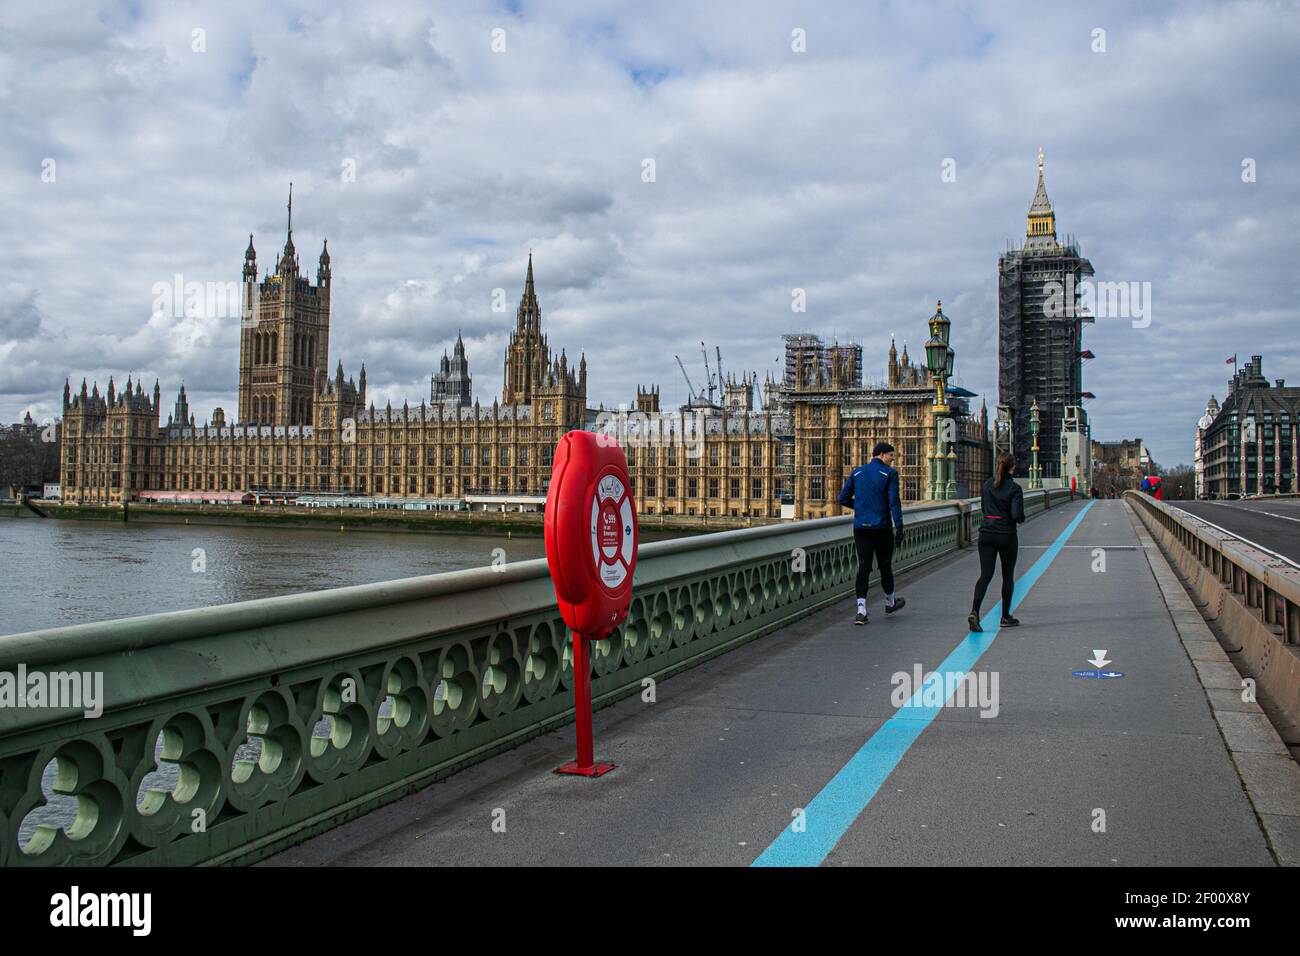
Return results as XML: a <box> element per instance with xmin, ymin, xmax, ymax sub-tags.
<box><xmin>1194</xmin><ymin>395</ymin><xmax>1220</xmax><ymax>498</ymax></box>
<box><xmin>57</xmin><ymin>198</ymin><xmax>991</xmax><ymax>518</ymax></box>
<box><xmin>0</xmin><ymin>410</ymin><xmax>60</xmax><ymax>499</ymax></box>
<box><xmin>60</xmin><ymin>202</ymin><xmax>587</xmax><ymax>506</ymax></box>
<box><xmin>1201</xmin><ymin>355</ymin><xmax>1299</xmax><ymax>497</ymax></box>
<box><xmin>621</xmin><ymin>302</ymin><xmax>992</xmax><ymax>520</ymax></box>
<box><xmin>774</xmin><ymin>334</ymin><xmax>863</xmax><ymax>396</ymax></box>
<box><xmin>1090</xmin><ymin>437</ymin><xmax>1150</xmax><ymax>493</ymax></box>
<box><xmin>997</xmin><ymin>150</ymin><xmax>1095</xmax><ymax>482</ymax></box>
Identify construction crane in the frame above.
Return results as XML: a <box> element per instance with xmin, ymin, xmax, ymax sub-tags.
<box><xmin>675</xmin><ymin>355</ymin><xmax>700</xmax><ymax>403</ymax></box>
<box><xmin>701</xmin><ymin>343</ymin><xmax>715</xmax><ymax>403</ymax></box>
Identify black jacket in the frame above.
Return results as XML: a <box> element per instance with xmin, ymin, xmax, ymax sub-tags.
<box><xmin>978</xmin><ymin>477</ymin><xmax>1025</xmax><ymax>536</ymax></box>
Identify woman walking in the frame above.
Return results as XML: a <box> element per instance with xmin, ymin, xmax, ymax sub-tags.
<box><xmin>968</xmin><ymin>453</ymin><xmax>1025</xmax><ymax>632</ymax></box>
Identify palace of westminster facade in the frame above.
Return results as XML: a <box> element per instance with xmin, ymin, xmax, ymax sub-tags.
<box><xmin>59</xmin><ymin>208</ymin><xmax>991</xmax><ymax>518</ymax></box>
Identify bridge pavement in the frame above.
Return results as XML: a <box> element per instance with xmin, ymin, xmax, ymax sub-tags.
<box><xmin>265</xmin><ymin>499</ymin><xmax>1276</xmax><ymax>867</ymax></box>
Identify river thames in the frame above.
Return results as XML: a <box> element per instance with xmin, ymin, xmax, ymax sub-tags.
<box><xmin>0</xmin><ymin>518</ymin><xmax>545</xmax><ymax>636</ymax></box>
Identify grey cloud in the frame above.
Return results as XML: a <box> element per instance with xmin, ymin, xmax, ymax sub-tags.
<box><xmin>0</xmin><ymin>0</ymin><xmax>1296</xmax><ymax>466</ymax></box>
<box><xmin>0</xmin><ymin>287</ymin><xmax>43</xmax><ymax>341</ymax></box>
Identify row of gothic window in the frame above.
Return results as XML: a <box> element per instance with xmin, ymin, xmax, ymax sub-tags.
<box><xmin>251</xmin><ymin>331</ymin><xmax>316</xmax><ymax>367</ymax></box>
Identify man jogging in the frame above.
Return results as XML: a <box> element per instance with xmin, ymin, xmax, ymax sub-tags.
<box><xmin>838</xmin><ymin>441</ymin><xmax>906</xmax><ymax>625</ymax></box>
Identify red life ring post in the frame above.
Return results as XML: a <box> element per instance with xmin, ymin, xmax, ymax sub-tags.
<box><xmin>543</xmin><ymin>430</ymin><xmax>638</xmax><ymax>777</ymax></box>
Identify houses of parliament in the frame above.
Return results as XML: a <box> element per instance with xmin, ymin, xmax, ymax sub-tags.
<box><xmin>58</xmin><ymin>203</ymin><xmax>991</xmax><ymax>519</ymax></box>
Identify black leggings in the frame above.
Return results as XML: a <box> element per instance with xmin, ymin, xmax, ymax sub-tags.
<box><xmin>853</xmin><ymin>527</ymin><xmax>895</xmax><ymax>599</ymax></box>
<box><xmin>972</xmin><ymin>533</ymin><xmax>1018</xmax><ymax>616</ymax></box>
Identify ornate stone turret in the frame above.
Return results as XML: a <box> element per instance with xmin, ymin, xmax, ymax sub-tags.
<box><xmin>318</xmin><ymin>238</ymin><xmax>331</xmax><ymax>288</ymax></box>
<box><xmin>432</xmin><ymin>331</ymin><xmax>472</xmax><ymax>406</ymax></box>
<box><xmin>636</xmin><ymin>384</ymin><xmax>660</xmax><ymax>413</ymax></box>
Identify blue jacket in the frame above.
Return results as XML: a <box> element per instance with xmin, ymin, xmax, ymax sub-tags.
<box><xmin>838</xmin><ymin>458</ymin><xmax>903</xmax><ymax>530</ymax></box>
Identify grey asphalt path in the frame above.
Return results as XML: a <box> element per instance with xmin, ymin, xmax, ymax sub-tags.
<box><xmin>265</xmin><ymin>500</ymin><xmax>1273</xmax><ymax>867</ymax></box>
<box><xmin>1170</xmin><ymin>498</ymin><xmax>1300</xmax><ymax>564</ymax></box>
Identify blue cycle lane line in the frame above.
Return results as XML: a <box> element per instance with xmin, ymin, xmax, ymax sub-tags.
<box><xmin>751</xmin><ymin>500</ymin><xmax>1095</xmax><ymax>867</ymax></box>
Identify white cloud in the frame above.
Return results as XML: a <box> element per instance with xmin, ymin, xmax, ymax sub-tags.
<box><xmin>1</xmin><ymin>0</ymin><xmax>1296</xmax><ymax>466</ymax></box>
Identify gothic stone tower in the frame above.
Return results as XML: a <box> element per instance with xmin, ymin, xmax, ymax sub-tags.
<box><xmin>238</xmin><ymin>185</ymin><xmax>332</xmax><ymax>427</ymax></box>
<box><xmin>60</xmin><ymin>375</ymin><xmax>162</xmax><ymax>505</ymax></box>
<box><xmin>501</xmin><ymin>254</ymin><xmax>587</xmax><ymax>425</ymax></box>
<box><xmin>997</xmin><ymin>150</ymin><xmax>1094</xmax><ymax>480</ymax></box>
<box><xmin>432</xmin><ymin>332</ymin><xmax>473</xmax><ymax>406</ymax></box>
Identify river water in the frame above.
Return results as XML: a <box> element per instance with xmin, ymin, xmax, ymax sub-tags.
<box><xmin>0</xmin><ymin>517</ymin><xmax>544</xmax><ymax>635</ymax></box>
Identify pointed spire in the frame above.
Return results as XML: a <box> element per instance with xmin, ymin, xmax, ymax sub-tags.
<box><xmin>244</xmin><ymin>232</ymin><xmax>257</xmax><ymax>281</ymax></box>
<box><xmin>1029</xmin><ymin>149</ymin><xmax>1051</xmax><ymax>212</ymax></box>
<box><xmin>518</xmin><ymin>251</ymin><xmax>540</xmax><ymax>332</ymax></box>
<box><xmin>1025</xmin><ymin>148</ymin><xmax>1057</xmax><ymax>247</ymax></box>
<box><xmin>278</xmin><ymin>182</ymin><xmax>297</xmax><ymax>274</ymax></box>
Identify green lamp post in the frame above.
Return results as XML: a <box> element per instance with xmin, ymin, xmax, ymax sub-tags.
<box><xmin>924</xmin><ymin>300</ymin><xmax>957</xmax><ymax>500</ymax></box>
<box><xmin>1029</xmin><ymin>398</ymin><xmax>1042</xmax><ymax>489</ymax></box>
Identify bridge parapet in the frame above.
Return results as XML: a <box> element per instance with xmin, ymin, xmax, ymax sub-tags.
<box><xmin>1125</xmin><ymin>491</ymin><xmax>1300</xmax><ymax>735</ymax></box>
<box><xmin>0</xmin><ymin>490</ymin><xmax>1067</xmax><ymax>866</ymax></box>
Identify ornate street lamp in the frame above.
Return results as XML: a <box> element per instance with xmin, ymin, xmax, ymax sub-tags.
<box><xmin>924</xmin><ymin>300</ymin><xmax>955</xmax><ymax>499</ymax></box>
<box><xmin>1029</xmin><ymin>398</ymin><xmax>1042</xmax><ymax>489</ymax></box>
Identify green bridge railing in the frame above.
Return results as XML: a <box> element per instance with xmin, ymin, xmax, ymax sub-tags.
<box><xmin>0</xmin><ymin>488</ymin><xmax>1069</xmax><ymax>866</ymax></box>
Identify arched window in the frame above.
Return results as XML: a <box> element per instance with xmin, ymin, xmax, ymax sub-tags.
<box><xmin>253</xmin><ymin>335</ymin><xmax>261</xmax><ymax>365</ymax></box>
<box><xmin>271</xmin><ymin>332</ymin><xmax>278</xmax><ymax>365</ymax></box>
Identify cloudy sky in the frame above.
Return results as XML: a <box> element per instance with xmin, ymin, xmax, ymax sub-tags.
<box><xmin>2</xmin><ymin>0</ymin><xmax>1296</xmax><ymax>467</ymax></box>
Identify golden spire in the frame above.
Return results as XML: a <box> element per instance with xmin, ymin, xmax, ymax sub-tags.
<box><xmin>1026</xmin><ymin>149</ymin><xmax>1056</xmax><ymax>246</ymax></box>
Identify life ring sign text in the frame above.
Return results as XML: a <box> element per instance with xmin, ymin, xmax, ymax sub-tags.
<box><xmin>591</xmin><ymin>473</ymin><xmax>635</xmax><ymax>591</ymax></box>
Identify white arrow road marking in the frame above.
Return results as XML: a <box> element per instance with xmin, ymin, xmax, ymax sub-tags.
<box><xmin>1089</xmin><ymin>649</ymin><xmax>1111</xmax><ymax>668</ymax></box>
